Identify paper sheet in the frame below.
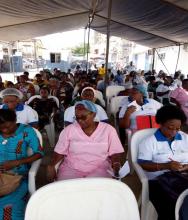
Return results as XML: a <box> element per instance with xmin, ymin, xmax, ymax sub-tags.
<box><xmin>107</xmin><ymin>161</ymin><xmax>130</xmax><ymax>179</ymax></box>
<box><xmin>127</xmin><ymin>100</ymin><xmax>141</xmax><ymax>111</ymax></box>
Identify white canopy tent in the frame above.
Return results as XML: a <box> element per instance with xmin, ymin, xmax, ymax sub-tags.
<box><xmin>0</xmin><ymin>0</ymin><xmax>188</xmax><ymax>48</ymax></box>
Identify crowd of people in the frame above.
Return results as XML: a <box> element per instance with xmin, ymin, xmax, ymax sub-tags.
<box><xmin>0</xmin><ymin>65</ymin><xmax>188</xmax><ymax>219</ymax></box>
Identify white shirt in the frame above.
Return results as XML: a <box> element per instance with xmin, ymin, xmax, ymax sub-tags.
<box><xmin>119</xmin><ymin>98</ymin><xmax>162</xmax><ymax>129</ymax></box>
<box><xmin>64</xmin><ymin>104</ymin><xmax>108</xmax><ymax>123</ymax></box>
<box><xmin>0</xmin><ymin>104</ymin><xmax>38</xmax><ymax>125</ymax></box>
<box><xmin>138</xmin><ymin>130</ymin><xmax>188</xmax><ymax>179</ymax></box>
<box><xmin>173</xmin><ymin>79</ymin><xmax>182</xmax><ymax>88</ymax></box>
<box><xmin>156</xmin><ymin>83</ymin><xmax>177</xmax><ymax>99</ymax></box>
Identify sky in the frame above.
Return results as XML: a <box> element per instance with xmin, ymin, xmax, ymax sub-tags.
<box><xmin>36</xmin><ymin>29</ymin><xmax>94</xmax><ymax>50</ymax></box>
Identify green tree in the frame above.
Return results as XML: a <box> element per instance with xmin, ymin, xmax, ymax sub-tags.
<box><xmin>71</xmin><ymin>43</ymin><xmax>90</xmax><ymax>56</ymax></box>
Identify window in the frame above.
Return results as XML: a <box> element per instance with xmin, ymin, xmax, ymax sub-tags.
<box><xmin>50</xmin><ymin>53</ymin><xmax>61</xmax><ymax>63</ymax></box>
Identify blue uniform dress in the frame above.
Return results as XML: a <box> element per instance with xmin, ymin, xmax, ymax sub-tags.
<box><xmin>0</xmin><ymin>124</ymin><xmax>43</xmax><ymax>220</ymax></box>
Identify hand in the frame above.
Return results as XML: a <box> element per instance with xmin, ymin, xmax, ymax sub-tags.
<box><xmin>46</xmin><ymin>165</ymin><xmax>57</xmax><ymax>182</ymax></box>
<box><xmin>0</xmin><ymin>160</ymin><xmax>20</xmax><ymax>171</ymax></box>
<box><xmin>178</xmin><ymin>164</ymin><xmax>188</xmax><ymax>172</ymax></box>
<box><xmin>112</xmin><ymin>162</ymin><xmax>121</xmax><ymax>178</ymax></box>
<box><xmin>125</xmin><ymin>106</ymin><xmax>137</xmax><ymax>115</ymax></box>
<box><xmin>168</xmin><ymin>160</ymin><xmax>184</xmax><ymax>171</ymax></box>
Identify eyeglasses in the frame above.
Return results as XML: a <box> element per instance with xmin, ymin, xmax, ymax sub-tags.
<box><xmin>163</xmin><ymin>125</ymin><xmax>181</xmax><ymax>132</ymax></box>
<box><xmin>74</xmin><ymin>112</ymin><xmax>91</xmax><ymax>122</ymax></box>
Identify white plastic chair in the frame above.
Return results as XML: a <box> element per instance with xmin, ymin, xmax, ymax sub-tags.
<box><xmin>106</xmin><ymin>85</ymin><xmax>125</xmax><ymax>113</ymax></box>
<box><xmin>95</xmin><ymin>90</ymin><xmax>105</xmax><ymax>107</ymax></box>
<box><xmin>25</xmin><ymin>178</ymin><xmax>140</xmax><ymax>220</ymax></box>
<box><xmin>175</xmin><ymin>189</ymin><xmax>188</xmax><ymax>220</ymax></box>
<box><xmin>109</xmin><ymin>96</ymin><xmax>128</xmax><ymax>128</ymax></box>
<box><xmin>26</xmin><ymin>95</ymin><xmax>59</xmax><ymax>108</ymax></box>
<box><xmin>28</xmin><ymin>128</ymin><xmax>43</xmax><ymax>195</ymax></box>
<box><xmin>130</xmin><ymin>128</ymin><xmax>158</xmax><ymax>220</ymax></box>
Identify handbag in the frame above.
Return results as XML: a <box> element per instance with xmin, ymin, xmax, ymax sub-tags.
<box><xmin>0</xmin><ymin>172</ymin><xmax>23</xmax><ymax>197</ymax></box>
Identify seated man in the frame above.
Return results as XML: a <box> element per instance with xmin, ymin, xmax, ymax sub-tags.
<box><xmin>156</xmin><ymin>76</ymin><xmax>176</xmax><ymax>104</ymax></box>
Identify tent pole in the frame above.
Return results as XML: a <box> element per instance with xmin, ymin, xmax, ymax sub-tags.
<box><xmin>34</xmin><ymin>39</ymin><xmax>38</xmax><ymax>71</ymax></box>
<box><xmin>175</xmin><ymin>44</ymin><xmax>180</xmax><ymax>72</ymax></box>
<box><xmin>86</xmin><ymin>16</ymin><xmax>92</xmax><ymax>73</ymax></box>
<box><xmin>83</xmin><ymin>27</ymin><xmax>87</xmax><ymax>67</ymax></box>
<box><xmin>155</xmin><ymin>48</ymin><xmax>170</xmax><ymax>75</ymax></box>
<box><xmin>104</xmin><ymin>0</ymin><xmax>112</xmax><ymax>99</ymax></box>
<box><xmin>152</xmin><ymin>48</ymin><xmax>155</xmax><ymax>70</ymax></box>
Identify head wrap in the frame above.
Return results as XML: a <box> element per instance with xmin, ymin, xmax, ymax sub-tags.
<box><xmin>75</xmin><ymin>100</ymin><xmax>97</xmax><ymax>113</ymax></box>
<box><xmin>81</xmin><ymin>87</ymin><xmax>96</xmax><ymax>98</ymax></box>
<box><xmin>133</xmin><ymin>85</ymin><xmax>148</xmax><ymax>98</ymax></box>
<box><xmin>0</xmin><ymin>88</ymin><xmax>23</xmax><ymax>99</ymax></box>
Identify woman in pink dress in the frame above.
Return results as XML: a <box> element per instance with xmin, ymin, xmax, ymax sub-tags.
<box><xmin>47</xmin><ymin>100</ymin><xmax>124</xmax><ymax>181</ymax></box>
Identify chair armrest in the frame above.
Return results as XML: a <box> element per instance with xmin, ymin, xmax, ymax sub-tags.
<box><xmin>28</xmin><ymin>159</ymin><xmax>42</xmax><ymax>195</ymax></box>
<box><xmin>133</xmin><ymin>162</ymin><xmax>149</xmax><ymax>201</ymax></box>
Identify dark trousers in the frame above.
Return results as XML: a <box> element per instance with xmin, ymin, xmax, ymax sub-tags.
<box><xmin>149</xmin><ymin>180</ymin><xmax>176</xmax><ymax>220</ymax></box>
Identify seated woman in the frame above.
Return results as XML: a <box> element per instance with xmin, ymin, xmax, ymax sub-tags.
<box><xmin>0</xmin><ymin>109</ymin><xmax>43</xmax><ymax>220</ymax></box>
<box><xmin>15</xmin><ymin>75</ymin><xmax>35</xmax><ymax>101</ymax></box>
<box><xmin>47</xmin><ymin>100</ymin><xmax>124</xmax><ymax>181</ymax></box>
<box><xmin>28</xmin><ymin>86</ymin><xmax>59</xmax><ymax>130</ymax></box>
<box><xmin>71</xmin><ymin>86</ymin><xmax>104</xmax><ymax>108</ymax></box>
<box><xmin>0</xmin><ymin>88</ymin><xmax>38</xmax><ymax>128</ymax></box>
<box><xmin>138</xmin><ymin>105</ymin><xmax>188</xmax><ymax>220</ymax></box>
<box><xmin>119</xmin><ymin>87</ymin><xmax>162</xmax><ymax>130</ymax></box>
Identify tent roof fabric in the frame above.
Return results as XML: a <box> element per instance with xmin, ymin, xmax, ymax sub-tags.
<box><xmin>1</xmin><ymin>0</ymin><xmax>188</xmax><ymax>48</ymax></box>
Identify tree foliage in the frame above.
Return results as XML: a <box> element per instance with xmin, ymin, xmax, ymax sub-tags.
<box><xmin>71</xmin><ymin>43</ymin><xmax>90</xmax><ymax>56</ymax></box>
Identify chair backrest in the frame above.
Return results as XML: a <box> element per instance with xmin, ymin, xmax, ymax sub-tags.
<box><xmin>48</xmin><ymin>95</ymin><xmax>59</xmax><ymax>108</ymax></box>
<box><xmin>136</xmin><ymin>115</ymin><xmax>159</xmax><ymax>130</ymax></box>
<box><xmin>26</xmin><ymin>95</ymin><xmax>41</xmax><ymax>105</ymax></box>
<box><xmin>106</xmin><ymin>85</ymin><xmax>125</xmax><ymax>100</ymax></box>
<box><xmin>27</xmin><ymin>128</ymin><xmax>43</xmax><ymax>156</ymax></box>
<box><xmin>109</xmin><ymin>96</ymin><xmax>128</xmax><ymax>116</ymax></box>
<box><xmin>25</xmin><ymin>178</ymin><xmax>140</xmax><ymax>220</ymax></box>
<box><xmin>130</xmin><ymin>128</ymin><xmax>157</xmax><ymax>163</ymax></box>
<box><xmin>26</xmin><ymin>95</ymin><xmax>59</xmax><ymax>108</ymax></box>
<box><xmin>175</xmin><ymin>189</ymin><xmax>188</xmax><ymax>220</ymax></box>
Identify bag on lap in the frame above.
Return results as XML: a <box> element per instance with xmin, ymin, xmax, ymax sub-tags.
<box><xmin>0</xmin><ymin>172</ymin><xmax>22</xmax><ymax>197</ymax></box>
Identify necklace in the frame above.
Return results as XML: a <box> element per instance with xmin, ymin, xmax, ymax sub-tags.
<box><xmin>2</xmin><ymin>139</ymin><xmax>8</xmax><ymax>145</ymax></box>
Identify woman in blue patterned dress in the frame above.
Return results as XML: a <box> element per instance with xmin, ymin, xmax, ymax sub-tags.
<box><xmin>0</xmin><ymin>109</ymin><xmax>43</xmax><ymax>220</ymax></box>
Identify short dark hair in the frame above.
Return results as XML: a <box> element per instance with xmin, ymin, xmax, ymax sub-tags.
<box><xmin>35</xmin><ymin>73</ymin><xmax>42</xmax><ymax>78</ymax></box>
<box><xmin>23</xmin><ymin>71</ymin><xmax>29</xmax><ymax>76</ymax></box>
<box><xmin>156</xmin><ymin>105</ymin><xmax>186</xmax><ymax>124</ymax></box>
<box><xmin>0</xmin><ymin>109</ymin><xmax>16</xmax><ymax>123</ymax></box>
<box><xmin>39</xmin><ymin>86</ymin><xmax>50</xmax><ymax>94</ymax></box>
